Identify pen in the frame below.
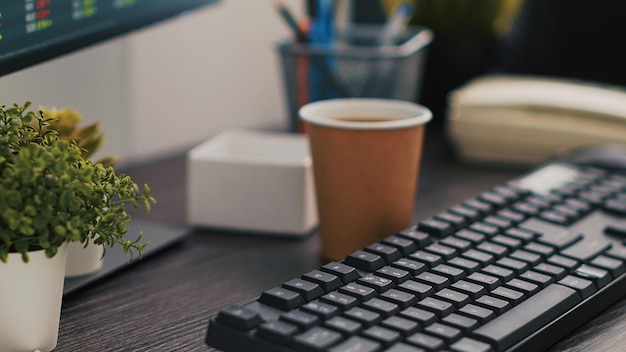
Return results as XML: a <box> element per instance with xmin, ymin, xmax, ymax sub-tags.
<box><xmin>379</xmin><ymin>2</ymin><xmax>413</xmax><ymax>46</ymax></box>
<box><xmin>274</xmin><ymin>1</ymin><xmax>309</xmax><ymax>43</ymax></box>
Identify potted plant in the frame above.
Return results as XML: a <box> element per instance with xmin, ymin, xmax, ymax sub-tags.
<box><xmin>36</xmin><ymin>106</ymin><xmax>119</xmax><ymax>277</ymax></box>
<box><xmin>0</xmin><ymin>102</ymin><xmax>155</xmax><ymax>352</ymax></box>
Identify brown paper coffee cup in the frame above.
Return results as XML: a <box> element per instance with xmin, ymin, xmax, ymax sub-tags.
<box><xmin>299</xmin><ymin>99</ymin><xmax>432</xmax><ymax>261</ymax></box>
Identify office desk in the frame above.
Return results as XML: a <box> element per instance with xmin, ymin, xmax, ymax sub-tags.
<box><xmin>56</xmin><ymin>126</ymin><xmax>626</xmax><ymax>351</ymax></box>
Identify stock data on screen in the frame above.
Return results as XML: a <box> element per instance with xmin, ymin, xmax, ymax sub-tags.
<box><xmin>0</xmin><ymin>0</ymin><xmax>217</xmax><ymax>76</ymax></box>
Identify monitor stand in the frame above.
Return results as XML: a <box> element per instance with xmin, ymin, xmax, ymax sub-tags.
<box><xmin>63</xmin><ymin>219</ymin><xmax>189</xmax><ymax>295</ymax></box>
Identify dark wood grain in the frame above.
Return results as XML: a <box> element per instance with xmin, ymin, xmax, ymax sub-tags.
<box><xmin>55</xmin><ymin>126</ymin><xmax>626</xmax><ymax>351</ymax></box>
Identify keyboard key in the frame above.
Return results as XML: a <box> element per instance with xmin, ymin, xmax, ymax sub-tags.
<box><xmin>283</xmin><ymin>279</ymin><xmax>325</xmax><ymax>301</ymax></box>
<box><xmin>606</xmin><ymin>245</ymin><xmax>626</xmax><ymax>261</ymax></box>
<box><xmin>476</xmin><ymin>242</ymin><xmax>508</xmax><ymax>258</ymax></box>
<box><xmin>386</xmin><ymin>342</ymin><xmax>425</xmax><ymax>352</ymax></box>
<box><xmin>397</xmin><ymin>280</ymin><xmax>435</xmax><ymax>299</ymax></box>
<box><xmin>425</xmin><ymin>322</ymin><xmax>463</xmax><ymax>344</ymax></box>
<box><xmin>291</xmin><ymin>326</ymin><xmax>343</xmax><ymax>352</ymax></box>
<box><xmin>358</xmin><ymin>275</ymin><xmax>394</xmax><ymax>293</ymax></box>
<box><xmin>418</xmin><ymin>218</ymin><xmax>455</xmax><ymax>237</ymax></box>
<box><xmin>397</xmin><ymin>227</ymin><xmax>434</xmax><ymax>248</ymax></box>
<box><xmin>414</xmin><ymin>272</ymin><xmax>450</xmax><ymax>291</ymax></box>
<box><xmin>416</xmin><ymin>297</ymin><xmax>455</xmax><ymax>317</ymax></box>
<box><xmin>455</xmin><ymin>229</ymin><xmax>487</xmax><ymax>244</ymax></box>
<box><xmin>432</xmin><ymin>264</ymin><xmax>466</xmax><ymax>282</ymax></box>
<box><xmin>440</xmin><ymin>237</ymin><xmax>473</xmax><ymax>252</ymax></box>
<box><xmin>377</xmin><ymin>266</ymin><xmax>411</xmax><ymax>284</ymax></box>
<box><xmin>320</xmin><ymin>292</ymin><xmax>359</xmax><ymax>311</ymax></box>
<box><xmin>448</xmin><ymin>257</ymin><xmax>481</xmax><ymax>274</ymax></box>
<box><xmin>591</xmin><ymin>255</ymin><xmax>626</xmax><ymax>277</ymax></box>
<box><xmin>409</xmin><ymin>251</ymin><xmax>444</xmax><ymax>268</ymax></box>
<box><xmin>561</xmin><ymin>239</ymin><xmax>612</xmax><ymax>262</ymax></box>
<box><xmin>365</xmin><ymin>243</ymin><xmax>402</xmax><ymax>263</ymax></box>
<box><xmin>512</xmin><ymin>202</ymin><xmax>541</xmax><ymax>216</ymax></box>
<box><xmin>519</xmin><ymin>271</ymin><xmax>553</xmax><ymax>288</ymax></box>
<box><xmin>380</xmin><ymin>289</ymin><xmax>419</xmax><ymax>309</ymax></box>
<box><xmin>340</xmin><ymin>283</ymin><xmax>377</xmax><ymax>302</ymax></box>
<box><xmin>302</xmin><ymin>270</ymin><xmax>343</xmax><ymax>292</ymax></box>
<box><xmin>537</xmin><ymin>230</ymin><xmax>582</xmax><ymax>249</ymax></box>
<box><xmin>503</xmin><ymin>228</ymin><xmax>537</xmax><ymax>243</ymax></box>
<box><xmin>281</xmin><ymin>310</ymin><xmax>320</xmax><ymax>330</ymax></box>
<box><xmin>490</xmin><ymin>286</ymin><xmax>525</xmax><ymax>305</ymax></box>
<box><xmin>464</xmin><ymin>199</ymin><xmax>494</xmax><ymax>215</ymax></box>
<box><xmin>344</xmin><ymin>307</ymin><xmax>382</xmax><ymax>327</ymax></box>
<box><xmin>604</xmin><ymin>221</ymin><xmax>626</xmax><ymax>238</ymax></box>
<box><xmin>381</xmin><ymin>316</ymin><xmax>420</xmax><ymax>336</ymax></box>
<box><xmin>481</xmin><ymin>265</ymin><xmax>514</xmax><ymax>282</ymax></box>
<box><xmin>450</xmin><ymin>205</ymin><xmax>482</xmax><ymax>223</ymax></box>
<box><xmin>442</xmin><ymin>313</ymin><xmax>480</xmax><ymax>333</ymax></box>
<box><xmin>392</xmin><ymin>258</ymin><xmax>427</xmax><ymax>276</ymax></box>
<box><xmin>362</xmin><ymin>326</ymin><xmax>401</xmax><ymax>346</ymax></box>
<box><xmin>328</xmin><ymin>336</ymin><xmax>380</xmax><ymax>352</ymax></box>
<box><xmin>435</xmin><ymin>211</ymin><xmax>468</xmax><ymax>229</ymax></box>
<box><xmin>533</xmin><ymin>263</ymin><xmax>567</xmax><ymax>280</ymax></box>
<box><xmin>479</xmin><ymin>192</ymin><xmax>508</xmax><ymax>208</ymax></box>
<box><xmin>425</xmin><ymin>243</ymin><xmax>458</xmax><ymax>260</ymax></box>
<box><xmin>475</xmin><ymin>295</ymin><xmax>510</xmax><ymax>314</ymax></box>
<box><xmin>399</xmin><ymin>307</ymin><xmax>438</xmax><ymax>326</ymax></box>
<box><xmin>496</xmin><ymin>209</ymin><xmax>526</xmax><ymax>224</ymax></box>
<box><xmin>603</xmin><ymin>199</ymin><xmax>626</xmax><ymax>215</ymax></box>
<box><xmin>259</xmin><ymin>287</ymin><xmax>305</xmax><ymax>311</ymax></box>
<box><xmin>494</xmin><ymin>184</ymin><xmax>528</xmax><ymax>200</ymax></box>
<box><xmin>483</xmin><ymin>216</ymin><xmax>513</xmax><ymax>231</ymax></box>
<box><xmin>510</xmin><ymin>250</ymin><xmax>542</xmax><ymax>266</ymax></box>
<box><xmin>324</xmin><ymin>316</ymin><xmax>363</xmax><ymax>336</ymax></box>
<box><xmin>490</xmin><ymin>235</ymin><xmax>521</xmax><ymax>250</ymax></box>
<box><xmin>302</xmin><ymin>301</ymin><xmax>340</xmax><ymax>320</ymax></box>
<box><xmin>495</xmin><ymin>257</ymin><xmax>529</xmax><ymax>274</ymax></box>
<box><xmin>462</xmin><ymin>249</ymin><xmax>495</xmax><ymax>266</ymax></box>
<box><xmin>471</xmin><ymin>284</ymin><xmax>580</xmax><ymax>352</ymax></box>
<box><xmin>362</xmin><ymin>298</ymin><xmax>400</xmax><ymax>318</ymax></box>
<box><xmin>216</xmin><ymin>306</ymin><xmax>263</xmax><ymax>330</ymax></box>
<box><xmin>469</xmin><ymin>222</ymin><xmax>500</xmax><ymax>237</ymax></box>
<box><xmin>382</xmin><ymin>236</ymin><xmax>419</xmax><ymax>256</ymax></box>
<box><xmin>449</xmin><ymin>337</ymin><xmax>493</xmax><ymax>352</ymax></box>
<box><xmin>451</xmin><ymin>280</ymin><xmax>487</xmax><ymax>299</ymax></box>
<box><xmin>505</xmin><ymin>279</ymin><xmax>539</xmax><ymax>296</ymax></box>
<box><xmin>321</xmin><ymin>262</ymin><xmax>361</xmax><ymax>284</ymax></box>
<box><xmin>466</xmin><ymin>272</ymin><xmax>501</xmax><ymax>291</ymax></box>
<box><xmin>406</xmin><ymin>332</ymin><xmax>445</xmax><ymax>351</ymax></box>
<box><xmin>574</xmin><ymin>264</ymin><xmax>611</xmax><ymax>288</ymax></box>
<box><xmin>524</xmin><ymin>242</ymin><xmax>555</xmax><ymax>258</ymax></box>
<box><xmin>435</xmin><ymin>288</ymin><xmax>471</xmax><ymax>308</ymax></box>
<box><xmin>256</xmin><ymin>321</ymin><xmax>299</xmax><ymax>345</ymax></box>
<box><xmin>539</xmin><ymin>210</ymin><xmax>570</xmax><ymax>225</ymax></box>
<box><xmin>458</xmin><ymin>304</ymin><xmax>496</xmax><ymax>324</ymax></box>
<box><xmin>345</xmin><ymin>251</ymin><xmax>386</xmax><ymax>272</ymax></box>
<box><xmin>547</xmin><ymin>254</ymin><xmax>579</xmax><ymax>271</ymax></box>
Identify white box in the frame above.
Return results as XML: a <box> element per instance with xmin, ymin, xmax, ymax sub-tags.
<box><xmin>187</xmin><ymin>129</ymin><xmax>318</xmax><ymax>236</ymax></box>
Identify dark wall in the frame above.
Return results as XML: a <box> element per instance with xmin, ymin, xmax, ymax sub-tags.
<box><xmin>497</xmin><ymin>0</ymin><xmax>626</xmax><ymax>86</ymax></box>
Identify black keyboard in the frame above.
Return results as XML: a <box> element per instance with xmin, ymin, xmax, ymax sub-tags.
<box><xmin>205</xmin><ymin>158</ymin><xmax>626</xmax><ymax>352</ymax></box>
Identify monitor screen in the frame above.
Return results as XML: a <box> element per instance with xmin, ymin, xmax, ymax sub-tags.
<box><xmin>0</xmin><ymin>0</ymin><xmax>219</xmax><ymax>77</ymax></box>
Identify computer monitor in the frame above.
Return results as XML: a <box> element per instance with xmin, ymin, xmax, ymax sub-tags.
<box><xmin>0</xmin><ymin>0</ymin><xmax>219</xmax><ymax>77</ymax></box>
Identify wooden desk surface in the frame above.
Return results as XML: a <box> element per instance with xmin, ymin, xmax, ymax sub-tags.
<box><xmin>56</xmin><ymin>126</ymin><xmax>626</xmax><ymax>351</ymax></box>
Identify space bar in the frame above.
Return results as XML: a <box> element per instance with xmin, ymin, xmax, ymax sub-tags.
<box><xmin>471</xmin><ymin>284</ymin><xmax>580</xmax><ymax>351</ymax></box>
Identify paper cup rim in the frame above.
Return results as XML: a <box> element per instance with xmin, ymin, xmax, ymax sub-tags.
<box><xmin>299</xmin><ymin>98</ymin><xmax>432</xmax><ymax>130</ymax></box>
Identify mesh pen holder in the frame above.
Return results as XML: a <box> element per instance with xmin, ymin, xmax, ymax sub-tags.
<box><xmin>278</xmin><ymin>25</ymin><xmax>433</xmax><ymax>132</ymax></box>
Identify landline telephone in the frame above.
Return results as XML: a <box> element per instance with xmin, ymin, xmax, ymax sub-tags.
<box><xmin>446</xmin><ymin>75</ymin><xmax>626</xmax><ymax>166</ymax></box>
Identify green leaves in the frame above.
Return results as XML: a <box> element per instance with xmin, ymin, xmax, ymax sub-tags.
<box><xmin>0</xmin><ymin>102</ymin><xmax>156</xmax><ymax>263</ymax></box>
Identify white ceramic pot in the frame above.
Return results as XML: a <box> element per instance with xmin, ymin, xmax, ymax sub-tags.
<box><xmin>0</xmin><ymin>243</ymin><xmax>68</xmax><ymax>352</ymax></box>
<box><xmin>65</xmin><ymin>237</ymin><xmax>103</xmax><ymax>277</ymax></box>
